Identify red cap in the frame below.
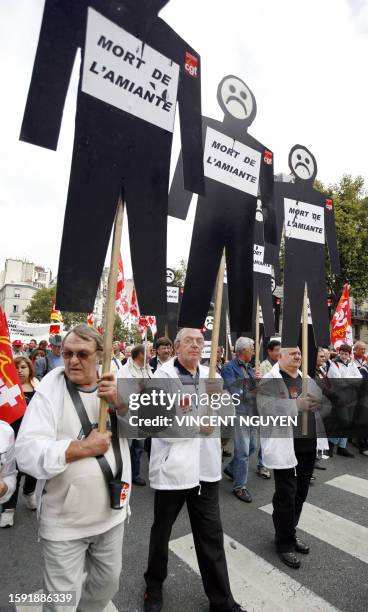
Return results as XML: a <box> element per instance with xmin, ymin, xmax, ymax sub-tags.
<box><xmin>12</xmin><ymin>340</ymin><xmax>22</xmax><ymax>346</ymax></box>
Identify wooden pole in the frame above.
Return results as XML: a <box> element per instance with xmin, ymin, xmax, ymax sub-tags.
<box><xmin>144</xmin><ymin>327</ymin><xmax>148</xmax><ymax>364</ymax></box>
<box><xmin>255</xmin><ymin>296</ymin><xmax>260</xmax><ymax>371</ymax></box>
<box><xmin>98</xmin><ymin>198</ymin><xmax>124</xmax><ymax>432</ymax></box>
<box><xmin>302</xmin><ymin>284</ymin><xmax>309</xmax><ymax>436</ymax></box>
<box><xmin>209</xmin><ymin>252</ymin><xmax>226</xmax><ymax>378</ymax></box>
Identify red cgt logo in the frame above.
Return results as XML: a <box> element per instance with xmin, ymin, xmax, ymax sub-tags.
<box><xmin>264</xmin><ymin>150</ymin><xmax>273</xmax><ymax>165</ymax></box>
<box><xmin>325</xmin><ymin>199</ymin><xmax>333</xmax><ymax>211</ymax></box>
<box><xmin>185</xmin><ymin>52</ymin><xmax>198</xmax><ymax>78</ymax></box>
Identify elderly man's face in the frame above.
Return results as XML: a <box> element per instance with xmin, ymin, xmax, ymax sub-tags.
<box><xmin>62</xmin><ymin>333</ymin><xmax>99</xmax><ymax>388</ymax></box>
<box><xmin>238</xmin><ymin>344</ymin><xmax>254</xmax><ymax>363</ymax></box>
<box><xmin>355</xmin><ymin>342</ymin><xmax>366</xmax><ymax>358</ymax></box>
<box><xmin>177</xmin><ymin>330</ymin><xmax>204</xmax><ymax>365</ymax></box>
<box><xmin>279</xmin><ymin>347</ymin><xmax>302</xmax><ymax>371</ymax></box>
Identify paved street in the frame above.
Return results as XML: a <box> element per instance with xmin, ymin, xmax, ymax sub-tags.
<box><xmin>1</xmin><ymin>447</ymin><xmax>367</xmax><ymax>612</ymax></box>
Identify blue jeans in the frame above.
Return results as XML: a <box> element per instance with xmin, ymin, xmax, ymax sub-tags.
<box><xmin>227</xmin><ymin>420</ymin><xmax>257</xmax><ymax>490</ymax></box>
<box><xmin>129</xmin><ymin>439</ymin><xmax>144</xmax><ymax>479</ymax></box>
<box><xmin>329</xmin><ymin>437</ymin><xmax>347</xmax><ymax>448</ymax></box>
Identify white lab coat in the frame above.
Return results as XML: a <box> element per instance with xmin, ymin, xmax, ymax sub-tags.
<box><xmin>258</xmin><ymin>363</ymin><xmax>328</xmax><ymax>469</ymax></box>
<box><xmin>148</xmin><ymin>359</ymin><xmax>223</xmax><ymax>490</ymax></box>
<box><xmin>15</xmin><ymin>367</ymin><xmax>131</xmax><ymax>516</ymax></box>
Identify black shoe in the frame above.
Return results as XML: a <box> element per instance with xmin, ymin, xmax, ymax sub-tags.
<box><xmin>132</xmin><ymin>476</ymin><xmax>146</xmax><ymax>486</ymax></box>
<box><xmin>233</xmin><ymin>488</ymin><xmax>252</xmax><ymax>503</ymax></box>
<box><xmin>143</xmin><ymin>590</ymin><xmax>163</xmax><ymax>612</ymax></box>
<box><xmin>337</xmin><ymin>447</ymin><xmax>355</xmax><ymax>458</ymax></box>
<box><xmin>224</xmin><ymin>466</ymin><xmax>233</xmax><ymax>480</ymax></box>
<box><xmin>295</xmin><ymin>538</ymin><xmax>310</xmax><ymax>554</ymax></box>
<box><xmin>277</xmin><ymin>551</ymin><xmax>301</xmax><ymax>569</ymax></box>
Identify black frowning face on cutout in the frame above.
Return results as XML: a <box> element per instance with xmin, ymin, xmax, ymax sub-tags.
<box><xmin>217</xmin><ymin>75</ymin><xmax>257</xmax><ymax>125</ymax></box>
<box><xmin>288</xmin><ymin>145</ymin><xmax>317</xmax><ymax>182</ymax></box>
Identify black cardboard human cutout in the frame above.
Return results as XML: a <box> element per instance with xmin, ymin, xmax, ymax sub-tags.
<box><xmin>169</xmin><ymin>75</ymin><xmax>277</xmax><ymax>335</ymax></box>
<box><xmin>253</xmin><ymin>200</ymin><xmax>277</xmax><ymax>337</ymax></box>
<box><xmin>20</xmin><ymin>0</ymin><xmax>204</xmax><ymax>314</ymax></box>
<box><xmin>275</xmin><ymin>145</ymin><xmax>340</xmax><ymax>346</ymax></box>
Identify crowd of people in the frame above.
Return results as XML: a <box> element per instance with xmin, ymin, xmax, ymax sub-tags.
<box><xmin>0</xmin><ymin>327</ymin><xmax>367</xmax><ymax>612</ymax></box>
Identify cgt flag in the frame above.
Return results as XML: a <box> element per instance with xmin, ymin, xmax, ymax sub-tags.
<box><xmin>331</xmin><ymin>284</ymin><xmax>353</xmax><ymax>349</ymax></box>
<box><xmin>138</xmin><ymin>315</ymin><xmax>157</xmax><ymax>337</ymax></box>
<box><xmin>0</xmin><ymin>307</ymin><xmax>27</xmax><ymax>424</ymax></box>
<box><xmin>50</xmin><ymin>297</ymin><xmax>63</xmax><ymax>335</ymax></box>
<box><xmin>116</xmin><ymin>256</ymin><xmax>129</xmax><ymax>320</ymax></box>
<box><xmin>130</xmin><ymin>286</ymin><xmax>139</xmax><ymax>318</ymax></box>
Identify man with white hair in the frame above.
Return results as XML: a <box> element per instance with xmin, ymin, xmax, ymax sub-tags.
<box><xmin>143</xmin><ymin>328</ymin><xmax>245</xmax><ymax>612</ymax></box>
<box><xmin>258</xmin><ymin>347</ymin><xmax>327</xmax><ymax>569</ymax></box>
<box><xmin>353</xmin><ymin>340</ymin><xmax>366</xmax><ymax>368</ymax></box>
<box><xmin>221</xmin><ymin>337</ymin><xmax>268</xmax><ymax>503</ymax></box>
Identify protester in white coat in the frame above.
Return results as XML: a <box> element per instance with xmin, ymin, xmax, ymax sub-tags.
<box><xmin>15</xmin><ymin>324</ymin><xmax>130</xmax><ymax>612</ymax></box>
<box><xmin>143</xmin><ymin>328</ymin><xmax>245</xmax><ymax>612</ymax></box>
<box><xmin>0</xmin><ymin>420</ymin><xmax>17</xmax><ymax>505</ymax></box>
<box><xmin>258</xmin><ymin>348</ymin><xmax>328</xmax><ymax>570</ymax></box>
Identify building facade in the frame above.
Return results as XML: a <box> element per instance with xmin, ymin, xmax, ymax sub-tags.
<box><xmin>0</xmin><ymin>259</ymin><xmax>52</xmax><ymax>322</ymax></box>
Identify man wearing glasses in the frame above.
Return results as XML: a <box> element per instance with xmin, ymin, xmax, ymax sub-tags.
<box><xmin>15</xmin><ymin>324</ymin><xmax>130</xmax><ymax>612</ymax></box>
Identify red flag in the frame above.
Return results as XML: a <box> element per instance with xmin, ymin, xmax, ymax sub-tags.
<box><xmin>115</xmin><ymin>256</ymin><xmax>129</xmax><ymax>320</ymax></box>
<box><xmin>86</xmin><ymin>313</ymin><xmax>94</xmax><ymax>327</ymax></box>
<box><xmin>138</xmin><ymin>315</ymin><xmax>157</xmax><ymax>337</ymax></box>
<box><xmin>0</xmin><ymin>307</ymin><xmax>27</xmax><ymax>424</ymax></box>
<box><xmin>330</xmin><ymin>284</ymin><xmax>353</xmax><ymax>349</ymax></box>
<box><xmin>50</xmin><ymin>297</ymin><xmax>63</xmax><ymax>335</ymax></box>
<box><xmin>130</xmin><ymin>286</ymin><xmax>138</xmax><ymax>318</ymax></box>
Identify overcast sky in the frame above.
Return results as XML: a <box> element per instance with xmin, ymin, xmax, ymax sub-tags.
<box><xmin>1</xmin><ymin>0</ymin><xmax>368</xmax><ymax>280</ymax></box>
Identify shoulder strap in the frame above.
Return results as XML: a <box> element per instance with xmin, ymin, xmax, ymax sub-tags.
<box><xmin>65</xmin><ymin>376</ymin><xmax>123</xmax><ymax>482</ymax></box>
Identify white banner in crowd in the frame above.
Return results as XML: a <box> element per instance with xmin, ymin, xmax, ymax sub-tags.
<box><xmin>83</xmin><ymin>8</ymin><xmax>179</xmax><ymax>132</ymax></box>
<box><xmin>7</xmin><ymin>319</ymin><xmax>51</xmax><ymax>343</ymax></box>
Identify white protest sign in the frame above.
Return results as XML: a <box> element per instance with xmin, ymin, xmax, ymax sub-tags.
<box><xmin>82</xmin><ymin>8</ymin><xmax>179</xmax><ymax>132</ymax></box>
<box><xmin>253</xmin><ymin>244</ymin><xmax>272</xmax><ymax>275</ymax></box>
<box><xmin>7</xmin><ymin>320</ymin><xmax>51</xmax><ymax>343</ymax></box>
<box><xmin>204</xmin><ymin>127</ymin><xmax>261</xmax><ymax>196</ymax></box>
<box><xmin>167</xmin><ymin>286</ymin><xmax>179</xmax><ymax>304</ymax></box>
<box><xmin>300</xmin><ymin>298</ymin><xmax>313</xmax><ymax>324</ymax></box>
<box><xmin>284</xmin><ymin>199</ymin><xmax>325</xmax><ymax>244</ymax></box>
<box><xmin>202</xmin><ymin>340</ymin><xmax>212</xmax><ymax>360</ymax></box>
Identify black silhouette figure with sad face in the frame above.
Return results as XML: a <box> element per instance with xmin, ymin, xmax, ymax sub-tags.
<box><xmin>20</xmin><ymin>0</ymin><xmax>205</xmax><ymax>316</ymax></box>
<box><xmin>169</xmin><ymin>75</ymin><xmax>277</xmax><ymax>335</ymax></box>
<box><xmin>275</xmin><ymin>144</ymin><xmax>340</xmax><ymax>346</ymax></box>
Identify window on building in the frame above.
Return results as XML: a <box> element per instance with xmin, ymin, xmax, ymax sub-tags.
<box><xmin>14</xmin><ymin>290</ymin><xmax>20</xmax><ymax>299</ymax></box>
<box><xmin>12</xmin><ymin>305</ymin><xmax>19</xmax><ymax>313</ymax></box>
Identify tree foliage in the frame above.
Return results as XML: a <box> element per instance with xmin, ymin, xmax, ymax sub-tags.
<box><xmin>318</xmin><ymin>175</ymin><xmax>368</xmax><ymax>306</ymax></box>
<box><xmin>112</xmin><ymin>315</ymin><xmax>142</xmax><ymax>344</ymax></box>
<box><xmin>25</xmin><ymin>287</ymin><xmax>90</xmax><ymax>329</ymax></box>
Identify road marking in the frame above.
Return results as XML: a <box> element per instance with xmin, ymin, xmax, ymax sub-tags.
<box><xmin>260</xmin><ymin>502</ymin><xmax>368</xmax><ymax>564</ymax></box>
<box><xmin>325</xmin><ymin>474</ymin><xmax>368</xmax><ymax>499</ymax></box>
<box><xmin>169</xmin><ymin>533</ymin><xmax>340</xmax><ymax>612</ymax></box>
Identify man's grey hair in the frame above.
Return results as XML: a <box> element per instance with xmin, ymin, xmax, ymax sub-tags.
<box><xmin>353</xmin><ymin>340</ymin><xmax>366</xmax><ymax>349</ymax></box>
<box><xmin>62</xmin><ymin>324</ymin><xmax>103</xmax><ymax>352</ymax></box>
<box><xmin>174</xmin><ymin>328</ymin><xmax>204</xmax><ymax>346</ymax></box>
<box><xmin>235</xmin><ymin>337</ymin><xmax>254</xmax><ymax>353</ymax></box>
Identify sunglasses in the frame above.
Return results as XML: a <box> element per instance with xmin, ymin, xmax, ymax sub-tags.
<box><xmin>62</xmin><ymin>350</ymin><xmax>97</xmax><ymax>361</ymax></box>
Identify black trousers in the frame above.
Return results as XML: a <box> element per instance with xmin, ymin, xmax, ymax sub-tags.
<box><xmin>144</xmin><ymin>481</ymin><xmax>235</xmax><ymax>612</ymax></box>
<box><xmin>272</xmin><ymin>440</ymin><xmax>316</xmax><ymax>553</ymax></box>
